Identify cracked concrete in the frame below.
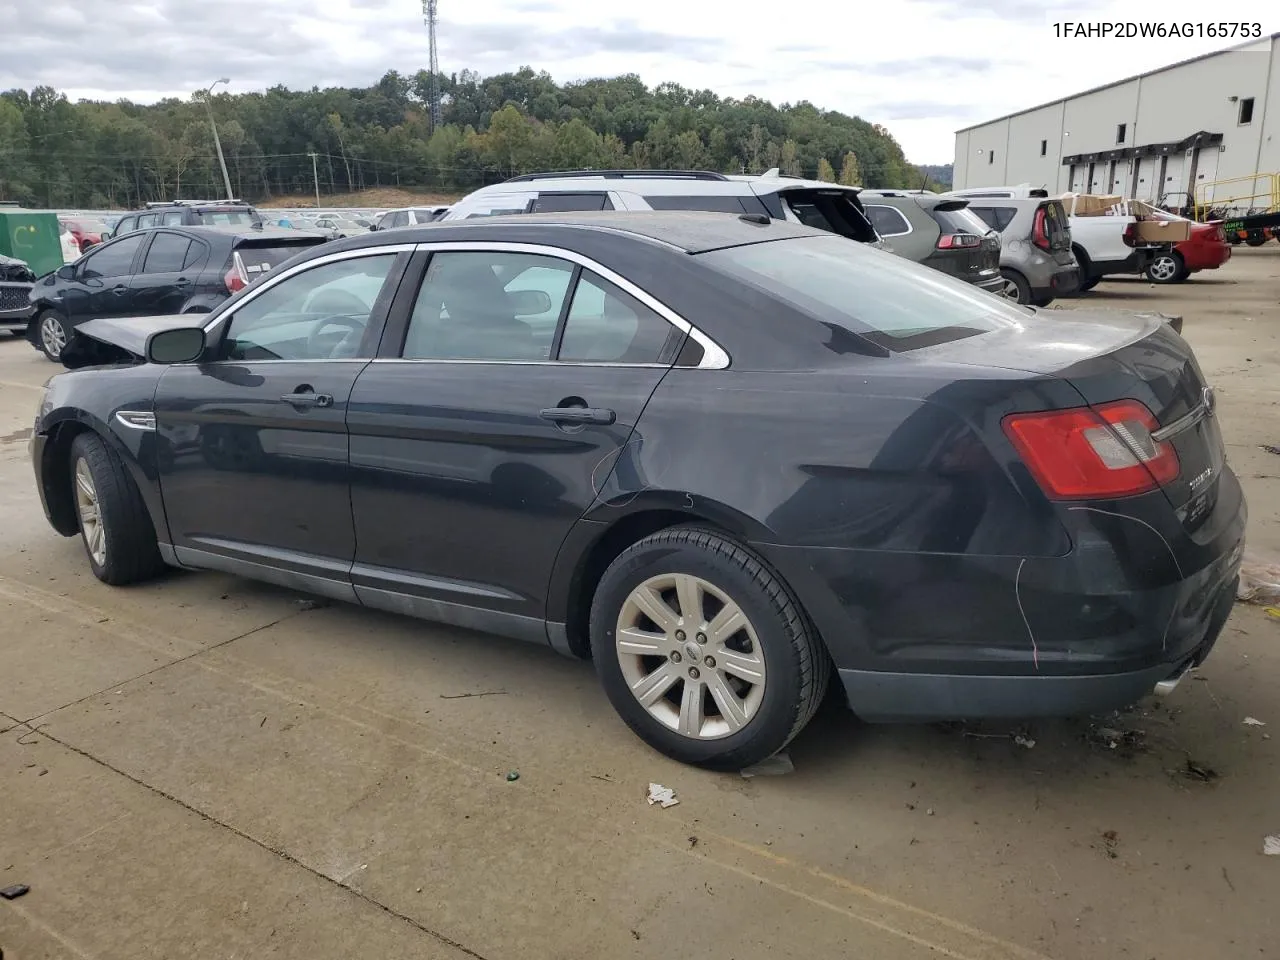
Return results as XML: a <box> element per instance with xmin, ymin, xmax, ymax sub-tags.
<box><xmin>2</xmin><ymin>248</ymin><xmax>1279</xmax><ymax>960</ymax></box>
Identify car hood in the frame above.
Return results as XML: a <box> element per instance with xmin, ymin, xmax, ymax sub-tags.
<box><xmin>73</xmin><ymin>314</ymin><xmax>202</xmax><ymax>359</ymax></box>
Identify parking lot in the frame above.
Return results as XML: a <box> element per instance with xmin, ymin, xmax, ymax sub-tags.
<box><xmin>1</xmin><ymin>248</ymin><xmax>1278</xmax><ymax>960</ymax></box>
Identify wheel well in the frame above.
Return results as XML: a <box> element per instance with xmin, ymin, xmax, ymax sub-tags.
<box><xmin>41</xmin><ymin>421</ymin><xmax>92</xmax><ymax>537</ymax></box>
<box><xmin>561</xmin><ymin>509</ymin><xmax>732</xmax><ymax>658</ymax></box>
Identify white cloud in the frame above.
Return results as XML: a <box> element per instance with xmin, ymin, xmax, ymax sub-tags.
<box><xmin>1</xmin><ymin>0</ymin><xmax>1273</xmax><ymax>163</ymax></box>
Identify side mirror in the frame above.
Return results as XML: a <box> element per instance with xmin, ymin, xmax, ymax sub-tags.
<box><xmin>509</xmin><ymin>289</ymin><xmax>553</xmax><ymax>315</ymax></box>
<box><xmin>146</xmin><ymin>327</ymin><xmax>207</xmax><ymax>364</ymax></box>
<box><xmin>56</xmin><ymin>264</ymin><xmax>77</xmax><ymax>281</ymax></box>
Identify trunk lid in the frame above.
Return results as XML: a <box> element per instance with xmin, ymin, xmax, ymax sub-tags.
<box><xmin>925</xmin><ymin>201</ymin><xmax>1001</xmax><ymax>280</ymax></box>
<box><xmin>916</xmin><ymin>309</ymin><xmax>1224</xmax><ymax>519</ymax></box>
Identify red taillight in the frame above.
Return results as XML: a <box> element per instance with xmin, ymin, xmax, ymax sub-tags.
<box><xmin>1212</xmin><ymin>227</ymin><xmax>1225</xmax><ymax>243</ymax></box>
<box><xmin>937</xmin><ymin>234</ymin><xmax>981</xmax><ymax>249</ymax></box>
<box><xmin>224</xmin><ymin>268</ymin><xmax>246</xmax><ymax>294</ymax></box>
<box><xmin>1002</xmin><ymin>400</ymin><xmax>1180</xmax><ymax>500</ymax></box>
<box><xmin>1031</xmin><ymin>207</ymin><xmax>1050</xmax><ymax>251</ymax></box>
<box><xmin>1122</xmin><ymin>223</ymin><xmax>1138</xmax><ymax>247</ymax></box>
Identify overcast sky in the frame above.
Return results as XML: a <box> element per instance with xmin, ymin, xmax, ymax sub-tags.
<box><xmin>1</xmin><ymin>0</ymin><xmax>1274</xmax><ymax>163</ymax></box>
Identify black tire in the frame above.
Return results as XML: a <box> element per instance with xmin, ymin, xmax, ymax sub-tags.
<box><xmin>68</xmin><ymin>432</ymin><xmax>165</xmax><ymax>586</ymax></box>
<box><xmin>36</xmin><ymin>309</ymin><xmax>69</xmax><ymax>362</ymax></box>
<box><xmin>999</xmin><ymin>268</ymin><xmax>1031</xmax><ymax>305</ymax></box>
<box><xmin>1072</xmin><ymin>247</ymin><xmax>1099</xmax><ymax>292</ymax></box>
<box><xmin>1030</xmin><ymin>296</ymin><xmax>1054</xmax><ymax>308</ymax></box>
<box><xmin>1245</xmin><ymin>231</ymin><xmax>1266</xmax><ymax>247</ymax></box>
<box><xmin>589</xmin><ymin>526</ymin><xmax>830</xmax><ymax>770</ymax></box>
<box><xmin>1145</xmin><ymin>250</ymin><xmax>1187</xmax><ymax>284</ymax></box>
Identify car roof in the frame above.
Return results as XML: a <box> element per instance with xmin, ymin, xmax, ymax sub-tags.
<box><xmin>337</xmin><ymin>210</ymin><xmax>821</xmax><ymax>255</ymax></box>
<box><xmin>134</xmin><ymin>224</ymin><xmax>321</xmax><ymax>241</ymax></box>
<box><xmin>458</xmin><ymin>171</ymin><xmax>861</xmax><ymax>202</ymax></box>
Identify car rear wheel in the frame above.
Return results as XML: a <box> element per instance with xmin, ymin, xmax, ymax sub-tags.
<box><xmin>1072</xmin><ymin>247</ymin><xmax>1099</xmax><ymax>292</ymax></box>
<box><xmin>590</xmin><ymin>527</ymin><xmax>829</xmax><ymax>770</ymax></box>
<box><xmin>1245</xmin><ymin>231</ymin><xmax>1266</xmax><ymax>247</ymax></box>
<box><xmin>1145</xmin><ymin>251</ymin><xmax>1186</xmax><ymax>283</ymax></box>
<box><xmin>37</xmin><ymin>310</ymin><xmax>69</xmax><ymax>361</ymax></box>
<box><xmin>69</xmin><ymin>433</ymin><xmax>165</xmax><ymax>586</ymax></box>
<box><xmin>998</xmin><ymin>269</ymin><xmax>1031</xmax><ymax>304</ymax></box>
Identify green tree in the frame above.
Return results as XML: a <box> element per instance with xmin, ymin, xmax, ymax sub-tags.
<box><xmin>839</xmin><ymin>151</ymin><xmax>861</xmax><ymax>186</ymax></box>
<box><xmin>484</xmin><ymin>104</ymin><xmax>535</xmax><ymax>176</ymax></box>
<box><xmin>816</xmin><ymin>157</ymin><xmax>836</xmax><ymax>182</ymax></box>
<box><xmin>779</xmin><ymin>139</ymin><xmax>801</xmax><ymax>177</ymax></box>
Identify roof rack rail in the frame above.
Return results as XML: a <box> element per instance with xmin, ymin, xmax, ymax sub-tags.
<box><xmin>504</xmin><ymin>169</ymin><xmax>729</xmax><ymax>183</ymax></box>
<box><xmin>144</xmin><ymin>198</ymin><xmax>249</xmax><ymax>208</ymax></box>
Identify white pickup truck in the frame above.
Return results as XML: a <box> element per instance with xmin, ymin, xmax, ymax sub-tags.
<box><xmin>946</xmin><ymin>186</ymin><xmax>1159</xmax><ymax>290</ymax></box>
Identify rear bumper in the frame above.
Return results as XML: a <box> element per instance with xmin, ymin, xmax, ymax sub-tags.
<box><xmin>1180</xmin><ymin>241</ymin><xmax>1231</xmax><ymax>271</ymax></box>
<box><xmin>972</xmin><ymin>274</ymin><xmax>1005</xmax><ymax>295</ymax></box>
<box><xmin>1031</xmin><ymin>266</ymin><xmax>1079</xmax><ymax>299</ymax></box>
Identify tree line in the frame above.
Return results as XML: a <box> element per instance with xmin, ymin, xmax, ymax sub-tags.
<box><xmin>0</xmin><ymin>67</ymin><xmax>938</xmax><ymax>209</ymax></box>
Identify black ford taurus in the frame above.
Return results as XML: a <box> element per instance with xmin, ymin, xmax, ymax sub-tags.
<box><xmin>29</xmin><ymin>212</ymin><xmax>1245</xmax><ymax>770</ymax></box>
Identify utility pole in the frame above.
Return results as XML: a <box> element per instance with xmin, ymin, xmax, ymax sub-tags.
<box><xmin>309</xmin><ymin>152</ymin><xmax>321</xmax><ymax>208</ymax></box>
<box><xmin>202</xmin><ymin>78</ymin><xmax>235</xmax><ymax>200</ymax></box>
<box><xmin>422</xmin><ymin>0</ymin><xmax>442</xmax><ymax>130</ymax></box>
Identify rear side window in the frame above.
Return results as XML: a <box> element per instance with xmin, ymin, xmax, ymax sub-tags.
<box><xmin>161</xmin><ymin>211</ymin><xmax>185</xmax><ymax>226</ymax></box>
<box><xmin>644</xmin><ymin>195</ymin><xmax>770</xmax><ymax>216</ymax></box>
<box><xmin>699</xmin><ymin>235</ymin><xmax>1028</xmax><ymax>352</ymax></box>
<box><xmin>531</xmin><ymin>193</ymin><xmax>614</xmax><ymax>213</ymax></box>
<box><xmin>183</xmin><ymin>241</ymin><xmax>209</xmax><ymax>271</ymax></box>
<box><xmin>142</xmin><ymin>233</ymin><xmax>193</xmax><ymax>273</ymax></box>
<box><xmin>930</xmin><ymin>205</ymin><xmax>994</xmax><ymax>236</ymax></box>
<box><xmin>558</xmin><ymin>271</ymin><xmax>680</xmax><ymax>364</ymax></box>
<box><xmin>969</xmin><ymin>206</ymin><xmax>1016</xmax><ymax>232</ymax></box>
<box><xmin>864</xmin><ymin>205</ymin><xmax>912</xmax><ymax>237</ymax></box>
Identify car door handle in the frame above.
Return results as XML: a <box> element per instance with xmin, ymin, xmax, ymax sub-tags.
<box><xmin>281</xmin><ymin>391</ymin><xmax>333</xmax><ymax>408</ymax></box>
<box><xmin>539</xmin><ymin>406</ymin><xmax>615</xmax><ymax>425</ymax></box>
<box><xmin>111</xmin><ymin>284</ymin><xmax>128</xmax><ymax>294</ymax></box>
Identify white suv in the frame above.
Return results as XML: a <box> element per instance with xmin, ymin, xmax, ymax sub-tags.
<box><xmin>440</xmin><ymin>169</ymin><xmax>883</xmax><ymax>246</ymax></box>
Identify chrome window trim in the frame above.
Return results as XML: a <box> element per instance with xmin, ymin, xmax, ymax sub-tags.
<box><xmin>406</xmin><ymin>240</ymin><xmax>730</xmax><ymax>370</ymax></box>
<box><xmin>1151</xmin><ymin>404</ymin><xmax>1208</xmax><ymax>443</ymax></box>
<box><xmin>863</xmin><ymin>204</ymin><xmax>913</xmax><ymax>238</ymax></box>
<box><xmin>371</xmin><ymin>359</ymin><xmax>669</xmax><ymax>369</ymax></box>
<box><xmin>201</xmin><ymin>244</ymin><xmax>418</xmax><ymax>333</ymax></box>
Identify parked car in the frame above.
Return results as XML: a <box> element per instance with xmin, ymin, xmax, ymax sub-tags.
<box><xmin>371</xmin><ymin>206</ymin><xmax>451</xmax><ymax>230</ymax></box>
<box><xmin>440</xmin><ymin>169</ymin><xmax>884</xmax><ymax>247</ymax></box>
<box><xmin>947</xmin><ymin>186</ymin><xmax>1158</xmax><ymax>290</ymax></box>
<box><xmin>858</xmin><ymin>191</ymin><xmax>1003</xmax><ymax>295</ymax></box>
<box><xmin>59</xmin><ymin>217</ymin><xmax>109</xmax><ymax>253</ymax></box>
<box><xmin>964</xmin><ymin>197</ymin><xmax>1080</xmax><ymax>305</ymax></box>
<box><xmin>29</xmin><ymin>211</ymin><xmax>1245</xmax><ymax>770</ymax></box>
<box><xmin>110</xmin><ymin>200</ymin><xmax>263</xmax><ymax>238</ymax></box>
<box><xmin>28</xmin><ymin>224</ymin><xmax>327</xmax><ymax>363</ymax></box>
<box><xmin>0</xmin><ymin>253</ymin><xmax>37</xmax><ymax>335</ymax></box>
<box><xmin>1142</xmin><ymin>210</ymin><xmax>1231</xmax><ymax>283</ymax></box>
<box><xmin>312</xmin><ymin>215</ymin><xmax>371</xmax><ymax>239</ymax></box>
<box><xmin>58</xmin><ymin>222</ymin><xmax>82</xmax><ymax>265</ymax></box>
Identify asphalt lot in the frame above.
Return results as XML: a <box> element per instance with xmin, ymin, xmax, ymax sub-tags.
<box><xmin>2</xmin><ymin>248</ymin><xmax>1279</xmax><ymax>960</ymax></box>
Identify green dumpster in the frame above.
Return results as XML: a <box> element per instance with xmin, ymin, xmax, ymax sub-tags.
<box><xmin>0</xmin><ymin>209</ymin><xmax>63</xmax><ymax>278</ymax></box>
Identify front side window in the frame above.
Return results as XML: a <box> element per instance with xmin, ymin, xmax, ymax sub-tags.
<box><xmin>390</xmin><ymin>211</ymin><xmax>410</xmax><ymax>228</ymax></box>
<box><xmin>79</xmin><ymin>235</ymin><xmax>144</xmax><ymax>279</ymax></box>
<box><xmin>863</xmin><ymin>204</ymin><xmax>912</xmax><ymax>237</ymax></box>
<box><xmin>559</xmin><ymin>271</ymin><xmax>680</xmax><ymax>363</ymax></box>
<box><xmin>137</xmin><ymin>214</ymin><xmax>158</xmax><ymax>228</ymax></box>
<box><xmin>221</xmin><ymin>254</ymin><xmax>397</xmax><ymax>361</ymax></box>
<box><xmin>402</xmin><ymin>252</ymin><xmax>575</xmax><ymax>361</ymax></box>
<box><xmin>699</xmin><ymin>235</ymin><xmax>1029</xmax><ymax>352</ymax></box>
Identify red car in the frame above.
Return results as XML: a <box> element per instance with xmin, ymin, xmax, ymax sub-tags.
<box><xmin>58</xmin><ymin>218</ymin><xmax>108</xmax><ymax>254</ymax></box>
<box><xmin>1144</xmin><ymin>211</ymin><xmax>1231</xmax><ymax>283</ymax></box>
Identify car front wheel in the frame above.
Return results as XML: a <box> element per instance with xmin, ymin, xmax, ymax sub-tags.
<box><xmin>590</xmin><ymin>527</ymin><xmax>829</xmax><ymax>770</ymax></box>
<box><xmin>37</xmin><ymin>310</ymin><xmax>69</xmax><ymax>361</ymax></box>
<box><xmin>69</xmin><ymin>432</ymin><xmax>165</xmax><ymax>585</ymax></box>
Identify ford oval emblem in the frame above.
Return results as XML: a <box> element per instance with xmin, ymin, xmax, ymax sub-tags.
<box><xmin>1202</xmin><ymin>386</ymin><xmax>1216</xmax><ymax>417</ymax></box>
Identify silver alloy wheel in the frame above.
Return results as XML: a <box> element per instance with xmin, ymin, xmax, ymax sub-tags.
<box><xmin>1149</xmin><ymin>255</ymin><xmax>1179</xmax><ymax>282</ymax></box>
<box><xmin>41</xmin><ymin>315</ymin><xmax>67</xmax><ymax>356</ymax></box>
<box><xmin>74</xmin><ymin>458</ymin><xmax>106</xmax><ymax>566</ymax></box>
<box><xmin>999</xmin><ymin>278</ymin><xmax>1021</xmax><ymax>301</ymax></box>
<box><xmin>615</xmin><ymin>573</ymin><xmax>766</xmax><ymax>740</ymax></box>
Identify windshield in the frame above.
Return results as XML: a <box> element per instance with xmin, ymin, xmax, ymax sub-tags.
<box><xmin>698</xmin><ymin>235</ymin><xmax>1030</xmax><ymax>351</ymax></box>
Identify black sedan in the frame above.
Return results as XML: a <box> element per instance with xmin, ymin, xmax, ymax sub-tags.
<box><xmin>29</xmin><ymin>212</ymin><xmax>1245</xmax><ymax>770</ymax></box>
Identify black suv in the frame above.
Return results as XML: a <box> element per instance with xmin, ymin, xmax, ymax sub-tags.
<box><xmin>110</xmin><ymin>200</ymin><xmax>263</xmax><ymax>238</ymax></box>
<box><xmin>28</xmin><ymin>224</ymin><xmax>327</xmax><ymax>362</ymax></box>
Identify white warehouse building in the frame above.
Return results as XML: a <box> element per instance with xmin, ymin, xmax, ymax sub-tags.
<box><xmin>953</xmin><ymin>32</ymin><xmax>1280</xmax><ymax>213</ymax></box>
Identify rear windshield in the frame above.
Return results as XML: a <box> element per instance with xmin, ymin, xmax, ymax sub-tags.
<box><xmin>780</xmin><ymin>190</ymin><xmax>879</xmax><ymax>243</ymax></box>
<box><xmin>929</xmin><ymin>205</ymin><xmax>995</xmax><ymax>236</ymax></box>
<box><xmin>195</xmin><ymin>210</ymin><xmax>259</xmax><ymax>227</ymax></box>
<box><xmin>231</xmin><ymin>241</ymin><xmax>323</xmax><ymax>279</ymax></box>
<box><xmin>1041</xmin><ymin>201</ymin><xmax>1071</xmax><ymax>249</ymax></box>
<box><xmin>698</xmin><ymin>235</ymin><xmax>1029</xmax><ymax>352</ymax></box>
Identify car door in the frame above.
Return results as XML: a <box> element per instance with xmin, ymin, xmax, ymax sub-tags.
<box><xmin>128</xmin><ymin>230</ymin><xmax>205</xmax><ymax>315</ymax></box>
<box><xmin>152</xmin><ymin>245</ymin><xmax>413</xmax><ymax>600</ymax></box>
<box><xmin>61</xmin><ymin>233</ymin><xmax>147</xmax><ymax>326</ymax></box>
<box><xmin>345</xmin><ymin>244</ymin><xmax>687</xmax><ymax>635</ymax></box>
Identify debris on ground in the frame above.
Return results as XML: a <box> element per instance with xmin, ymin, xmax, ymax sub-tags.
<box><xmin>505</xmin><ymin>770</ymin><xmax>520</xmax><ymax>782</ymax></box>
<box><xmin>1100</xmin><ymin>830</ymin><xmax>1120</xmax><ymax>860</ymax></box>
<box><xmin>1264</xmin><ymin>836</ymin><xmax>1280</xmax><ymax>856</ymax></box>
<box><xmin>688</xmin><ymin>836</ymin><xmax>699</xmax><ymax>849</ymax></box>
<box><xmin>740</xmin><ymin>752</ymin><xmax>794</xmax><ymax>778</ymax></box>
<box><xmin>0</xmin><ymin>884</ymin><xmax>30</xmax><ymax>899</ymax></box>
<box><xmin>440</xmin><ymin>690</ymin><xmax>508</xmax><ymax>700</ymax></box>
<box><xmin>293</xmin><ymin>598</ymin><xmax>330</xmax><ymax>612</ymax></box>
<box><xmin>1261</xmin><ymin>444</ymin><xmax>1280</xmax><ymax>456</ymax></box>
<box><xmin>1244</xmin><ymin>717</ymin><xmax>1267</xmax><ymax>727</ymax></box>
<box><xmin>1013</xmin><ymin>734</ymin><xmax>1036</xmax><ymax>749</ymax></box>
<box><xmin>646</xmin><ymin>783</ymin><xmax>679</xmax><ymax>808</ymax></box>
<box><xmin>1085</xmin><ymin>723</ymin><xmax>1147</xmax><ymax>755</ymax></box>
<box><xmin>1237</xmin><ymin>550</ymin><xmax>1280</xmax><ymax>605</ymax></box>
<box><xmin>1182</xmin><ymin>758</ymin><xmax>1219</xmax><ymax>783</ymax></box>
<box><xmin>1222</xmin><ymin>867</ymin><xmax>1236</xmax><ymax>892</ymax></box>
